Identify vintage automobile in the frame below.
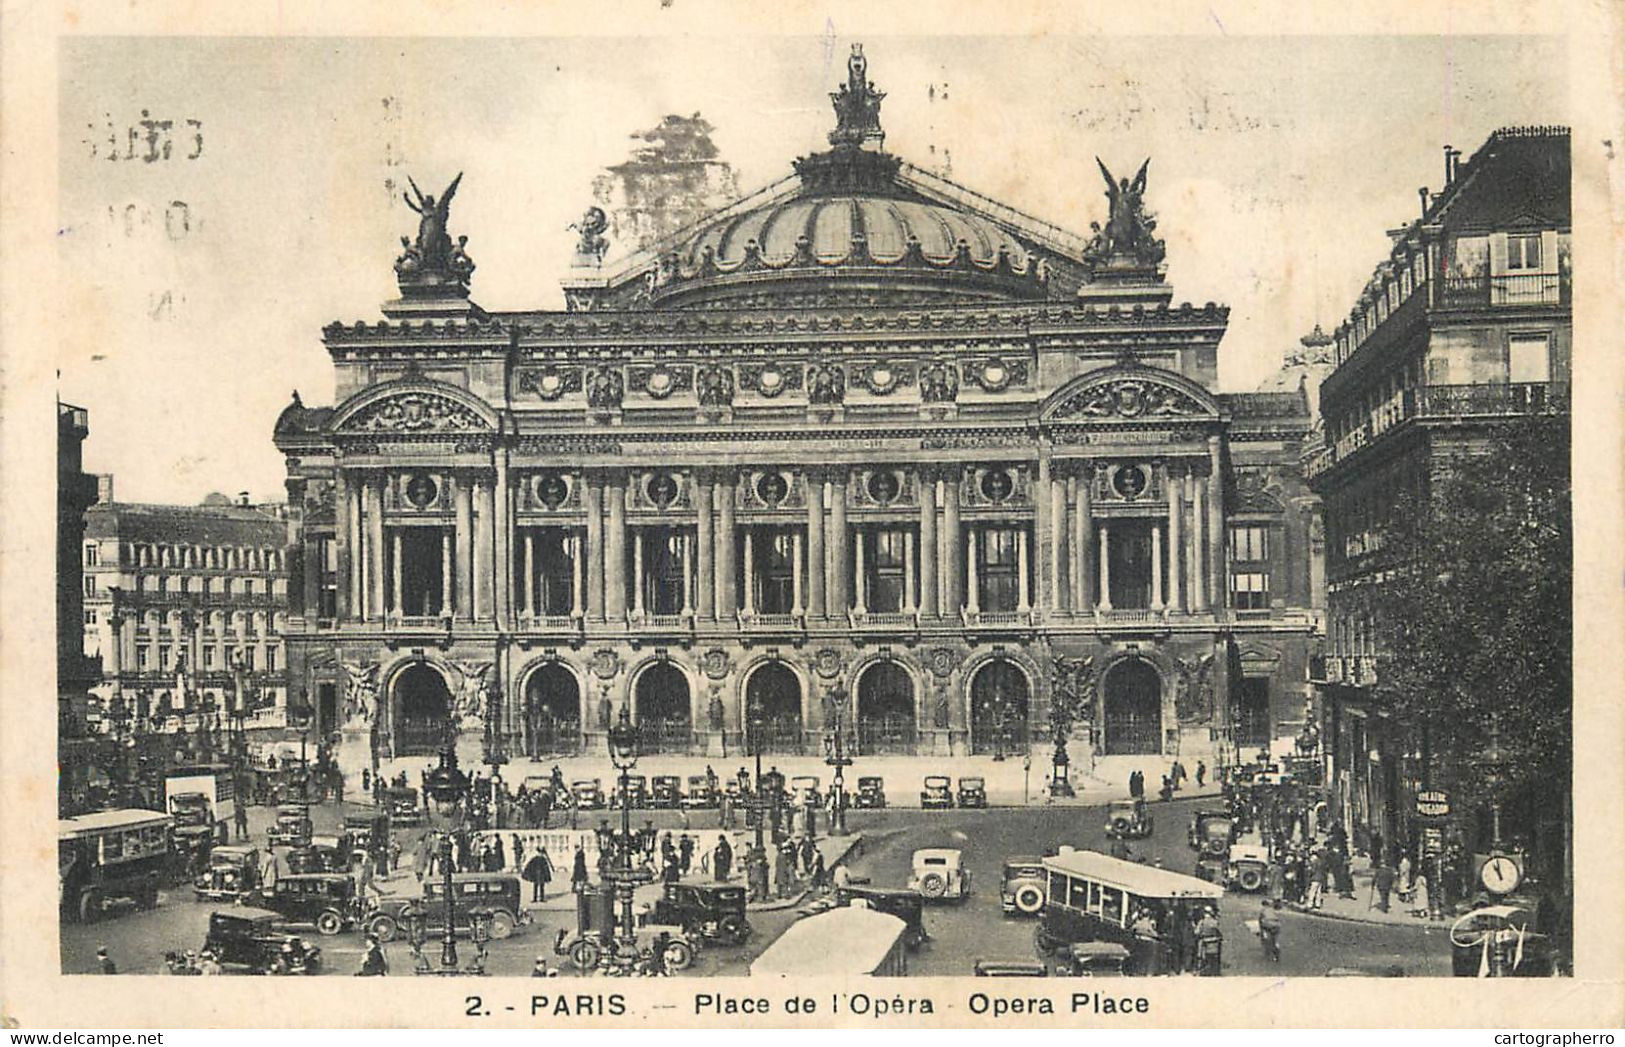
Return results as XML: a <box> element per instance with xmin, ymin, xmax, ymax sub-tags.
<box><xmin>203</xmin><ymin>907</ymin><xmax>321</xmax><ymax>975</ymax></box>
<box><xmin>344</xmin><ymin>811</ymin><xmax>392</xmax><ymax>873</ymax></box>
<box><xmin>1188</xmin><ymin>810</ymin><xmax>1236</xmax><ymax>855</ymax></box>
<box><xmin>554</xmin><ymin>886</ymin><xmax>696</xmax><ymax>973</ymax></box>
<box><xmin>193</xmin><ymin>844</ymin><xmax>262</xmax><ymax>902</ymax></box>
<box><xmin>612</xmin><ymin>775</ymin><xmax>649</xmax><ymax>809</ymax></box>
<box><xmin>957</xmin><ymin>776</ymin><xmax>989</xmax><ymax>809</ymax></box>
<box><xmin>648</xmin><ymin>882</ymin><xmax>751</xmax><ymax>945</ymax></box>
<box><xmin>853</xmin><ymin>776</ymin><xmax>887</xmax><ymax>809</ymax></box>
<box><xmin>284</xmin><ymin>833</ymin><xmax>360</xmax><ymax>876</ymax></box>
<box><xmin>789</xmin><ymin>776</ymin><xmax>822</xmax><ymax>806</ymax></box>
<box><xmin>919</xmin><ymin>775</ymin><xmax>954</xmax><ymax>810</ymax></box>
<box><xmin>1104</xmin><ymin>798</ymin><xmax>1154</xmax><ymax>839</ymax></box>
<box><xmin>267</xmin><ymin>803</ymin><xmax>313</xmax><ymax>849</ymax></box>
<box><xmin>1000</xmin><ymin>856</ymin><xmax>1048</xmax><ymax>917</ymax></box>
<box><xmin>909</xmin><ymin>848</ymin><xmax>971</xmax><ymax>902</ymax></box>
<box><xmin>1033</xmin><ymin>848</ymin><xmax>1224</xmax><ymax>977</ymax></box>
<box><xmin>402</xmin><ymin>873</ymin><xmax>532</xmax><ymax>941</ymax></box>
<box><xmin>680</xmin><ymin>775</ymin><xmax>718</xmax><ymax>809</ymax></box>
<box><xmin>973</xmin><ymin>958</ymin><xmax>1049</xmax><ymax>976</ymax></box>
<box><xmin>383</xmin><ymin>786</ymin><xmax>423</xmax><ymax>827</ymax></box>
<box><xmin>169</xmin><ymin>792</ymin><xmax>220</xmax><ymax>871</ymax></box>
<box><xmin>1227</xmin><ymin>842</ymin><xmax>1271</xmax><ymax>892</ymax></box>
<box><xmin>835</xmin><ymin>885</ymin><xmax>927</xmax><ymax>950</ymax></box>
<box><xmin>1057</xmin><ymin>941</ymin><xmax>1133</xmax><ymax>976</ymax></box>
<box><xmin>256</xmin><ymin>873</ymin><xmax>399</xmax><ymax>940</ymax></box>
<box><xmin>572</xmin><ymin>779</ymin><xmax>606</xmax><ymax>810</ymax></box>
<box><xmin>649</xmin><ymin>775</ymin><xmax>683</xmax><ymax>809</ymax></box>
<box><xmin>59</xmin><ymin>809</ymin><xmax>170</xmax><ymax>921</ymax></box>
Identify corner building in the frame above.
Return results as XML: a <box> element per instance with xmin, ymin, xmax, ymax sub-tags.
<box><xmin>275</xmin><ymin>48</ymin><xmax>1318</xmax><ymax>774</ymax></box>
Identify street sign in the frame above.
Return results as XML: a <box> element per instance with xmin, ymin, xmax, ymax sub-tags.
<box><xmin>1420</xmin><ymin>826</ymin><xmax>1444</xmax><ymax>857</ymax></box>
<box><xmin>1415</xmin><ymin>790</ymin><xmax>1451</xmax><ymax>818</ymax></box>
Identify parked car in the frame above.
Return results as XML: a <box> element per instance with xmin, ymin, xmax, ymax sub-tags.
<box><xmin>648</xmin><ymin>882</ymin><xmax>751</xmax><ymax>945</ymax></box>
<box><xmin>853</xmin><ymin>776</ymin><xmax>887</xmax><ymax>809</ymax></box>
<box><xmin>999</xmin><ymin>856</ymin><xmax>1047</xmax><ymax>916</ymax></box>
<box><xmin>681</xmin><ymin>775</ymin><xmax>718</xmax><ymax>809</ymax></box>
<box><xmin>572</xmin><ymin>779</ymin><xmax>606</xmax><ymax>810</ymax></box>
<box><xmin>649</xmin><ymin>775</ymin><xmax>683</xmax><ymax>809</ymax></box>
<box><xmin>835</xmin><ymin>885</ymin><xmax>927</xmax><ymax>949</ymax></box>
<box><xmin>1057</xmin><ymin>941</ymin><xmax>1132</xmax><ymax>977</ymax></box>
<box><xmin>256</xmin><ymin>873</ymin><xmax>398</xmax><ymax>940</ymax></box>
<box><xmin>384</xmin><ymin>786</ymin><xmax>422</xmax><ymax>827</ymax></box>
<box><xmin>957</xmin><ymin>776</ymin><xmax>989</xmax><ymax>809</ymax></box>
<box><xmin>1104</xmin><ymin>798</ymin><xmax>1154</xmax><ymax>839</ymax></box>
<box><xmin>400</xmin><ymin>873</ymin><xmax>531</xmax><ymax>940</ymax></box>
<box><xmin>267</xmin><ymin>804</ymin><xmax>313</xmax><ymax>849</ymax></box>
<box><xmin>789</xmin><ymin>776</ymin><xmax>822</xmax><ymax>806</ymax></box>
<box><xmin>202</xmin><ymin>907</ymin><xmax>321</xmax><ymax>975</ymax></box>
<box><xmin>908</xmin><ymin>848</ymin><xmax>970</xmax><ymax>902</ymax></box>
<box><xmin>193</xmin><ymin>845</ymin><xmax>262</xmax><ymax>902</ymax></box>
<box><xmin>613</xmin><ymin>775</ymin><xmax>649</xmax><ymax>808</ymax></box>
<box><xmin>919</xmin><ymin>775</ymin><xmax>954</xmax><ymax>810</ymax></box>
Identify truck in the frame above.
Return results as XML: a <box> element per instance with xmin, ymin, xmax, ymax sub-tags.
<box><xmin>164</xmin><ymin>763</ymin><xmax>237</xmax><ymax>848</ymax></box>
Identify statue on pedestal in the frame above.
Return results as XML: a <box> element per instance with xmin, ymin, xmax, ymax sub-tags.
<box><xmin>1082</xmin><ymin>158</ymin><xmax>1166</xmax><ymax>270</ymax></box>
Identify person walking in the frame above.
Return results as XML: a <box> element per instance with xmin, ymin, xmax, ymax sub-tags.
<box><xmin>512</xmin><ymin>834</ymin><xmax>526</xmax><ymax>874</ymax></box>
<box><xmin>1257</xmin><ymin>899</ymin><xmax>1282</xmax><ymax>963</ymax></box>
<box><xmin>719</xmin><ymin>790</ymin><xmax>734</xmax><ymax>830</ymax></box>
<box><xmin>233</xmin><ymin>799</ymin><xmax>249</xmax><ymax>841</ymax></box>
<box><xmin>1195</xmin><ymin>760</ymin><xmax>1207</xmax><ymax>788</ymax></box>
<box><xmin>678</xmin><ymin>833</ymin><xmax>695</xmax><ymax>876</ymax></box>
<box><xmin>1373</xmin><ymin>858</ymin><xmax>1397</xmax><ymax>913</ymax></box>
<box><xmin>494</xmin><ymin>834</ymin><xmax>508</xmax><ymax>872</ymax></box>
<box><xmin>713</xmin><ymin>834</ymin><xmax>733</xmax><ymax>882</ymax></box>
<box><xmin>571</xmin><ymin>845</ymin><xmax>589</xmax><ymax>893</ymax></box>
<box><xmin>523</xmin><ymin>847</ymin><xmax>553</xmax><ymax>903</ymax></box>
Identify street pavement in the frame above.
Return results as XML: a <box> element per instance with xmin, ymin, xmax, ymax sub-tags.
<box><xmin>61</xmin><ymin>791</ymin><xmax>1452</xmax><ymax>978</ymax></box>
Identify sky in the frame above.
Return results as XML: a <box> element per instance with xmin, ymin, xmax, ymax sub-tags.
<box><xmin>56</xmin><ymin>33</ymin><xmax>1567</xmax><ymax>505</ymax></box>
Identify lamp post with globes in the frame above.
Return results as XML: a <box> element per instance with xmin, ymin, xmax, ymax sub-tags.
<box><xmin>607</xmin><ymin>708</ymin><xmax>652</xmax><ymax>951</ymax></box>
<box><xmin>822</xmin><ymin>685</ymin><xmax>853</xmax><ymax>837</ymax></box>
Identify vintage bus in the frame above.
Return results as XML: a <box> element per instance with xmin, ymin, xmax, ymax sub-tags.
<box><xmin>751</xmin><ymin>903</ymin><xmax>909</xmax><ymax>977</ymax></box>
<box><xmin>1034</xmin><ymin>847</ymin><xmax>1224</xmax><ymax>976</ymax></box>
<box><xmin>58</xmin><ymin>808</ymin><xmax>173</xmax><ymax>922</ymax></box>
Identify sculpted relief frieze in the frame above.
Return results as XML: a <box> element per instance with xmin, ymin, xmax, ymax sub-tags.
<box><xmin>1051</xmin><ymin>378</ymin><xmax>1209</xmax><ymax>420</ymax></box>
<box><xmin>348</xmin><ymin>392</ymin><xmax>490</xmax><ymax>433</ymax></box>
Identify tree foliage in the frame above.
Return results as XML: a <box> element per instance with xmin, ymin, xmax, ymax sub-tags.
<box><xmin>1372</xmin><ymin>417</ymin><xmax>1571</xmax><ymax>814</ymax></box>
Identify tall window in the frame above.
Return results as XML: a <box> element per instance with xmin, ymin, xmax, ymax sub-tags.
<box><xmin>266</xmin><ymin>647</ymin><xmax>278</xmax><ymax>673</ymax></box>
<box><xmin>318</xmin><ymin>537</ymin><xmax>339</xmax><ymax>618</ymax></box>
<box><xmin>979</xmin><ymin>528</ymin><xmax>1021</xmax><ymax>613</ymax></box>
<box><xmin>644</xmin><ymin>528</ymin><xmax>689</xmax><ymax>616</ymax></box>
<box><xmin>84</xmin><ymin>543</ymin><xmax>98</xmax><ymax>566</ymax></box>
<box><xmin>1229</xmin><ymin>525</ymin><xmax>1269</xmax><ymax>562</ymax></box>
<box><xmin>867</xmin><ymin>529</ymin><xmax>908</xmax><ymax>613</ymax></box>
<box><xmin>755</xmin><ymin>530</ymin><xmax>795</xmax><ymax>615</ymax></box>
<box><xmin>83</xmin><ymin>574</ymin><xmax>96</xmax><ymax>596</ymax></box>
<box><xmin>1230</xmin><ymin>572</ymin><xmax>1270</xmax><ymax>610</ymax></box>
<box><xmin>533</xmin><ymin>529</ymin><xmax>576</xmax><ymax>616</ymax></box>
<box><xmin>1506</xmin><ymin>233</ymin><xmax>1542</xmax><ymax>271</ymax></box>
<box><xmin>1509</xmin><ymin>334</ymin><xmax>1551</xmax><ymax>383</ymax></box>
<box><xmin>391</xmin><ymin>527</ymin><xmax>448</xmax><ymax>616</ymax></box>
<box><xmin>137</xmin><ymin>646</ymin><xmax>150</xmax><ymax>671</ymax></box>
<box><xmin>202</xmin><ymin>647</ymin><xmax>215</xmax><ymax>669</ymax></box>
<box><xmin>158</xmin><ymin>644</ymin><xmax>172</xmax><ymax>671</ymax></box>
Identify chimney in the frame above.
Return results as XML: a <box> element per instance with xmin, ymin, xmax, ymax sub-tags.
<box><xmin>95</xmin><ymin>474</ymin><xmax>115</xmax><ymax>504</ymax></box>
<box><xmin>1418</xmin><ymin>187</ymin><xmax>1429</xmax><ymax>220</ymax></box>
<box><xmin>238</xmin><ymin>490</ymin><xmax>250</xmax><ymax>507</ymax></box>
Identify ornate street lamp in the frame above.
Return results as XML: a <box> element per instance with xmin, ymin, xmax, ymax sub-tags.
<box><xmin>1481</xmin><ymin>717</ymin><xmax>1510</xmax><ymax>851</ymax></box>
<box><xmin>823</xmin><ymin>684</ymin><xmax>853</xmax><ymax>837</ymax></box>
<box><xmin>402</xmin><ymin>832</ymin><xmax>494</xmax><ymax>975</ymax></box>
<box><xmin>606</xmin><ymin>707</ymin><xmax>650</xmax><ymax>951</ymax></box>
<box><xmin>748</xmin><ymin>695</ymin><xmax>767</xmax><ymax>855</ymax></box>
<box><xmin>293</xmin><ymin>688</ymin><xmax>315</xmax><ymax>803</ymax></box>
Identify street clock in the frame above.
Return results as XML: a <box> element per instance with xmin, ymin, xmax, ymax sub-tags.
<box><xmin>1477</xmin><ymin>853</ymin><xmax>1524</xmax><ymax>895</ymax></box>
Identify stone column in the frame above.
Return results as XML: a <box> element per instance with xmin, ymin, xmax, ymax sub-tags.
<box><xmin>1034</xmin><ymin>454</ymin><xmax>1052</xmax><ymax>614</ymax></box>
<box><xmin>1018</xmin><ymin>528</ymin><xmax>1031</xmax><ymax>614</ymax></box>
<box><xmin>941</xmin><ymin>468</ymin><xmax>963</xmax><ymax>612</ymax></box>
<box><xmin>605</xmin><ymin>475</ymin><xmax>628</xmax><ymax>621</ymax></box>
<box><xmin>570</xmin><ymin>532</ymin><xmax>585</xmax><ymax>619</ymax></box>
<box><xmin>335</xmin><ymin>472</ymin><xmax>354</xmax><ymax>619</ymax></box>
<box><xmin>741</xmin><ymin>529</ymin><xmax>756</xmax><ymax>616</ymax></box>
<box><xmin>1075</xmin><ymin>470</ymin><xmax>1093</xmax><ymax>610</ymax></box>
<box><xmin>1191</xmin><ymin>473</ymin><xmax>1208</xmax><ymax>612</ymax></box>
<box><xmin>455</xmin><ymin>476</ymin><xmax>474</xmax><ymax>622</ymax></box>
<box><xmin>299</xmin><ymin>507</ymin><xmax>319</xmax><ymax>620</ymax></box>
<box><xmin>390</xmin><ymin>530</ymin><xmax>403</xmax><ymax>617</ymax></box>
<box><xmin>964</xmin><ymin>529</ymin><xmax>979</xmax><ymax>614</ymax></box>
<box><xmin>903</xmin><ymin>530</ymin><xmax>917</xmax><ymax>614</ymax></box>
<box><xmin>852</xmin><ymin>530</ymin><xmax>867</xmax><ymax>615</ymax></box>
<box><xmin>523</xmin><ymin>532</ymin><xmax>536</xmax><ymax>617</ymax></box>
<box><xmin>442</xmin><ymin>532</ymin><xmax>454</xmax><ymax>617</ymax></box>
<box><xmin>1207</xmin><ymin>436</ymin><xmax>1225</xmax><ymax>612</ymax></box>
<box><xmin>1051</xmin><ymin>469</ymin><xmax>1067</xmax><ymax>613</ymax></box>
<box><xmin>695</xmin><ymin>473</ymin><xmax>715</xmax><ymax>620</ymax></box>
<box><xmin>494</xmin><ymin>453</ymin><xmax>512</xmax><ymax>623</ymax></box>
<box><xmin>828</xmin><ymin>472</ymin><xmax>848</xmax><ymax>614</ymax></box>
<box><xmin>1151</xmin><ymin>522</ymin><xmax>1164</xmax><ymax>610</ymax></box>
<box><xmin>366</xmin><ymin>477</ymin><xmax>385</xmax><ymax>622</ymax></box>
<box><xmin>1168</xmin><ymin>467</ymin><xmax>1184</xmax><ymax>612</ymax></box>
<box><xmin>1097</xmin><ymin>522</ymin><xmax>1112</xmax><ymax>611</ymax></box>
<box><xmin>805</xmin><ymin>475</ymin><xmax>825</xmax><ymax>618</ymax></box>
<box><xmin>632</xmin><ymin>529</ymin><xmax>646</xmax><ymax>618</ymax></box>
<box><xmin>475</xmin><ymin>479</ymin><xmax>496</xmax><ymax>620</ymax></box>
<box><xmin>681</xmin><ymin>533</ymin><xmax>695</xmax><ymax>617</ymax></box>
<box><xmin>917</xmin><ymin>475</ymin><xmax>938</xmax><ymax>617</ymax></box>
<box><xmin>584</xmin><ymin>475</ymin><xmax>604</xmax><ymax>620</ymax></box>
<box><xmin>715</xmin><ymin>474</ymin><xmax>737</xmax><ymax>618</ymax></box>
<box><xmin>791</xmin><ymin>531</ymin><xmax>804</xmax><ymax>617</ymax></box>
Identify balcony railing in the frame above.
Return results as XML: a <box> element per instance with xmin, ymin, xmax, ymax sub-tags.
<box><xmin>1438</xmin><ymin>272</ymin><xmax>1569</xmax><ymax>308</ymax></box>
<box><xmin>1308</xmin><ymin>654</ymin><xmax>1380</xmax><ymax>687</ymax></box>
<box><xmin>1416</xmin><ymin>382</ymin><xmax>1569</xmax><ymax>417</ymax></box>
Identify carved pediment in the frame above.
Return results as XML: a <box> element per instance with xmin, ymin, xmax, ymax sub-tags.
<box><xmin>1044</xmin><ymin>368</ymin><xmax>1218</xmax><ymax>423</ymax></box>
<box><xmin>344</xmin><ymin>392</ymin><xmax>490</xmax><ymax>433</ymax></box>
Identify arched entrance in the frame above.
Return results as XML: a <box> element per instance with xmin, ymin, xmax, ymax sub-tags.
<box><xmin>394</xmin><ymin>663</ymin><xmax>453</xmax><ymax>757</ymax></box>
<box><xmin>969</xmin><ymin>660</ymin><xmax>1031</xmax><ymax>755</ymax></box>
<box><xmin>856</xmin><ymin>662</ymin><xmax>916</xmax><ymax>755</ymax></box>
<box><xmin>744</xmin><ymin>662</ymin><xmax>803</xmax><ymax>753</ymax></box>
<box><xmin>634</xmin><ymin>663</ymin><xmax>692</xmax><ymax>753</ymax></box>
<box><xmin>1102</xmin><ymin>659</ymin><xmax>1162</xmax><ymax>755</ymax></box>
<box><xmin>525</xmin><ymin>664</ymin><xmax>581</xmax><ymax>756</ymax></box>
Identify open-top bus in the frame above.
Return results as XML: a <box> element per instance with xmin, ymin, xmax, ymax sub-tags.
<box><xmin>1034</xmin><ymin>847</ymin><xmax>1224</xmax><ymax>976</ymax></box>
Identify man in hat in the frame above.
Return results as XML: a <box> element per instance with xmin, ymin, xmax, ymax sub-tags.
<box><xmin>532</xmin><ymin>956</ymin><xmax>559</xmax><ymax>977</ymax></box>
<box><xmin>357</xmin><ymin>932</ymin><xmax>389</xmax><ymax>976</ymax></box>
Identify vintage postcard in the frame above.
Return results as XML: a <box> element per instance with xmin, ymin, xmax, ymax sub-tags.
<box><xmin>3</xmin><ymin>0</ymin><xmax>1622</xmax><ymax>1030</ymax></box>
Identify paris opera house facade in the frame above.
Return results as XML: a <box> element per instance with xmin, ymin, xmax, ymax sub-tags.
<box><xmin>273</xmin><ymin>48</ymin><xmax>1320</xmax><ymax>771</ymax></box>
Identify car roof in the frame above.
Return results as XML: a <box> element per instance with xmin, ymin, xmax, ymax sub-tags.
<box><xmin>1043</xmin><ymin>849</ymin><xmax>1223</xmax><ymax>900</ymax></box>
<box><xmin>280</xmin><ymin>872</ymin><xmax>351</xmax><ymax>882</ymax></box>
<box><xmin>960</xmin><ymin>776</ymin><xmax>985</xmax><ymax>784</ymax></box>
<box><xmin>1070</xmin><ymin>941</ymin><xmax>1132</xmax><ymax>958</ymax></box>
<box><xmin>216</xmin><ymin>906</ymin><xmax>280</xmax><ymax>921</ymax></box>
<box><xmin>1003</xmin><ymin>855</ymin><xmax>1046</xmax><ymax>867</ymax></box>
<box><xmin>924</xmin><ymin>775</ymin><xmax>951</xmax><ymax>783</ymax></box>
<box><xmin>913</xmin><ymin>847</ymin><xmax>962</xmax><ymax>860</ymax></box>
<box><xmin>212</xmin><ymin>845</ymin><xmax>257</xmax><ymax>858</ymax></box>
